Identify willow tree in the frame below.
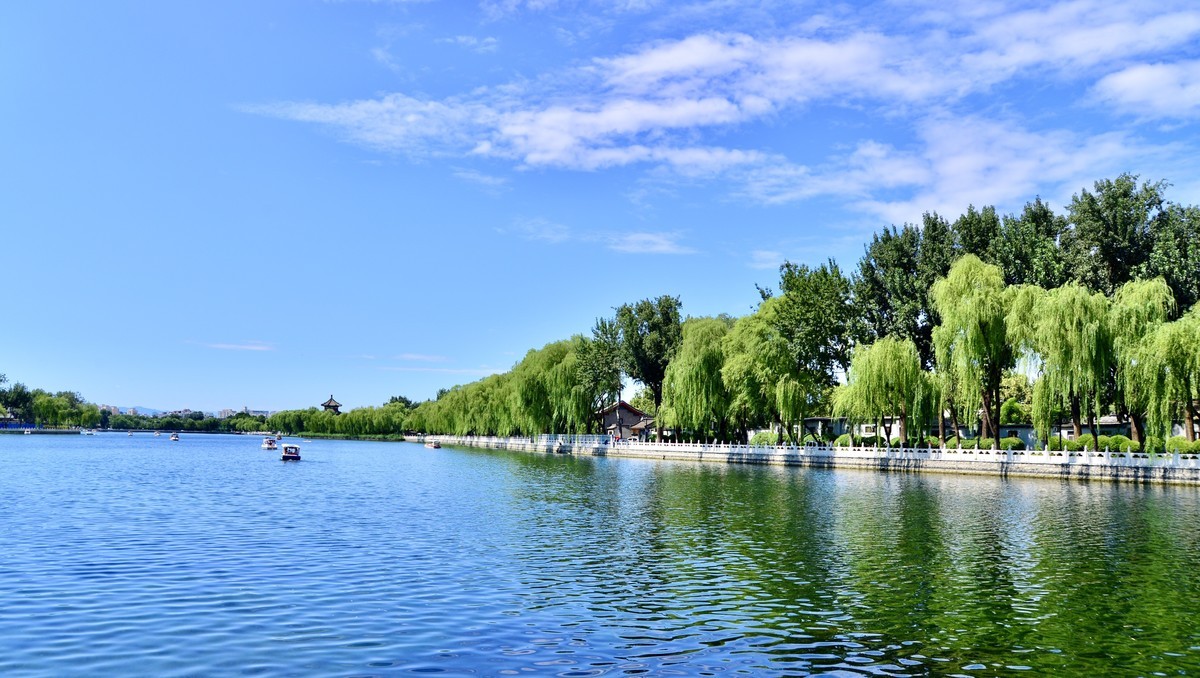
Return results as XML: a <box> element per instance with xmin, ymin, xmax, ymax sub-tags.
<box><xmin>722</xmin><ymin>297</ymin><xmax>791</xmax><ymax>443</ymax></box>
<box><xmin>1134</xmin><ymin>310</ymin><xmax>1200</xmax><ymax>444</ymax></box>
<box><xmin>1007</xmin><ymin>283</ymin><xmax>1112</xmax><ymax>441</ymax></box>
<box><xmin>662</xmin><ymin>316</ymin><xmax>733</xmax><ymax>441</ymax></box>
<box><xmin>931</xmin><ymin>255</ymin><xmax>1013</xmax><ymax>448</ymax></box>
<box><xmin>1110</xmin><ymin>278</ymin><xmax>1175</xmax><ymax>444</ymax></box>
<box><xmin>832</xmin><ymin>337</ymin><xmax>932</xmax><ymax>444</ymax></box>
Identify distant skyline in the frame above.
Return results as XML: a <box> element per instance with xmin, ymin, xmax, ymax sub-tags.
<box><xmin>4</xmin><ymin>1</ymin><xmax>1199</xmax><ymax>412</ymax></box>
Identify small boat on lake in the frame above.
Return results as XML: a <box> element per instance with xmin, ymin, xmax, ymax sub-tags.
<box><xmin>154</xmin><ymin>431</ymin><xmax>161</xmax><ymax>437</ymax></box>
<box><xmin>262</xmin><ymin>437</ymin><xmax>278</xmax><ymax>451</ymax></box>
<box><xmin>425</xmin><ymin>440</ymin><xmax>441</xmax><ymax>449</ymax></box>
<box><xmin>281</xmin><ymin>444</ymin><xmax>301</xmax><ymax>461</ymax></box>
<box><xmin>169</xmin><ymin>432</ymin><xmax>180</xmax><ymax>441</ymax></box>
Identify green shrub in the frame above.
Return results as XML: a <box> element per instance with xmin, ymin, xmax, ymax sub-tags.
<box><xmin>1105</xmin><ymin>434</ymin><xmax>1131</xmax><ymax>452</ymax></box>
<box><xmin>1076</xmin><ymin>433</ymin><xmax>1096</xmax><ymax>450</ymax></box>
<box><xmin>1097</xmin><ymin>434</ymin><xmax>1110</xmax><ymax>450</ymax></box>
<box><xmin>749</xmin><ymin>431</ymin><xmax>776</xmax><ymax>446</ymax></box>
<box><xmin>1064</xmin><ymin>438</ymin><xmax>1082</xmax><ymax>452</ymax></box>
<box><xmin>802</xmin><ymin>433</ymin><xmax>823</xmax><ymax>446</ymax></box>
<box><xmin>925</xmin><ymin>435</ymin><xmax>941</xmax><ymax>448</ymax></box>
<box><xmin>959</xmin><ymin>438</ymin><xmax>978</xmax><ymax>450</ymax></box>
<box><xmin>1143</xmin><ymin>436</ymin><xmax>1165</xmax><ymax>455</ymax></box>
<box><xmin>999</xmin><ymin>436</ymin><xmax>1026</xmax><ymax>451</ymax></box>
<box><xmin>1166</xmin><ymin>436</ymin><xmax>1192</xmax><ymax>453</ymax></box>
<box><xmin>889</xmin><ymin>437</ymin><xmax>905</xmax><ymax>448</ymax></box>
<box><xmin>833</xmin><ymin>433</ymin><xmax>854</xmax><ymax>447</ymax></box>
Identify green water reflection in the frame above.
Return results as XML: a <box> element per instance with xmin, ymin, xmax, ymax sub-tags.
<box><xmin>476</xmin><ymin>447</ymin><xmax>1200</xmax><ymax>675</ymax></box>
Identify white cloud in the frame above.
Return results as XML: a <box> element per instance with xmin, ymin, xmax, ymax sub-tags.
<box><xmin>247</xmin><ymin>2</ymin><xmax>1200</xmax><ymax>214</ymax></box>
<box><xmin>395</xmin><ymin>353</ymin><xmax>449</xmax><ymax>362</ymax></box>
<box><xmin>378</xmin><ymin>365</ymin><xmax>503</xmax><ymax>375</ymax></box>
<box><xmin>501</xmin><ymin>217</ymin><xmax>696</xmax><ymax>254</ymax></box>
<box><xmin>1093</xmin><ymin>60</ymin><xmax>1200</xmax><ymax>119</ymax></box>
<box><xmin>748</xmin><ymin>249</ymin><xmax>782</xmax><ymax>270</ymax></box>
<box><xmin>453</xmin><ymin>168</ymin><xmax>510</xmax><ymax>191</ymax></box>
<box><xmin>438</xmin><ymin>35</ymin><xmax>499</xmax><ymax>53</ymax></box>
<box><xmin>606</xmin><ymin>231</ymin><xmax>695</xmax><ymax>254</ymax></box>
<box><xmin>204</xmin><ymin>341</ymin><xmax>274</xmax><ymax>351</ymax></box>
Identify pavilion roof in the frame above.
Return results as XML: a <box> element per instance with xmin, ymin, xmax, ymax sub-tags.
<box><xmin>322</xmin><ymin>395</ymin><xmax>341</xmax><ymax>407</ymax></box>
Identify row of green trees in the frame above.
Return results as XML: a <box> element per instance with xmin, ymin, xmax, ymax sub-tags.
<box><xmin>0</xmin><ymin>378</ymin><xmax>103</xmax><ymax>428</ymax></box>
<box><xmin>391</xmin><ymin>174</ymin><xmax>1200</xmax><ymax>450</ymax></box>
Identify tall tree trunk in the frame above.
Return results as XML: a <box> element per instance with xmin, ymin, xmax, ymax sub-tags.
<box><xmin>951</xmin><ymin>402</ymin><xmax>961</xmax><ymax>446</ymax></box>
<box><xmin>1130</xmin><ymin>412</ymin><xmax>1144</xmax><ymax>446</ymax></box>
<box><xmin>994</xmin><ymin>382</ymin><xmax>1003</xmax><ymax>450</ymax></box>
<box><xmin>1070</xmin><ymin>392</ymin><xmax>1082</xmax><ymax>439</ymax></box>
<box><xmin>980</xmin><ymin>388</ymin><xmax>995</xmax><ymax>445</ymax></box>
<box><xmin>938</xmin><ymin>407</ymin><xmax>946</xmax><ymax>447</ymax></box>
<box><xmin>898</xmin><ymin>402</ymin><xmax>908</xmax><ymax>446</ymax></box>
<box><xmin>1088</xmin><ymin>398</ymin><xmax>1099</xmax><ymax>444</ymax></box>
<box><xmin>654</xmin><ymin>386</ymin><xmax>664</xmax><ymax>441</ymax></box>
<box><xmin>1185</xmin><ymin>375</ymin><xmax>1198</xmax><ymax>442</ymax></box>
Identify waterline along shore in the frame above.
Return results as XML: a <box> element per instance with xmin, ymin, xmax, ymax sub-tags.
<box><xmin>429</xmin><ymin>434</ymin><xmax>1200</xmax><ymax>486</ymax></box>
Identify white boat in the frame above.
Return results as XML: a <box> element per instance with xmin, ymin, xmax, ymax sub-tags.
<box><xmin>281</xmin><ymin>444</ymin><xmax>301</xmax><ymax>461</ymax></box>
<box><xmin>23</xmin><ymin>429</ymin><xmax>31</xmax><ymax>435</ymax></box>
<box><xmin>262</xmin><ymin>437</ymin><xmax>278</xmax><ymax>450</ymax></box>
<box><xmin>169</xmin><ymin>432</ymin><xmax>180</xmax><ymax>441</ymax></box>
<box><xmin>154</xmin><ymin>431</ymin><xmax>161</xmax><ymax>437</ymax></box>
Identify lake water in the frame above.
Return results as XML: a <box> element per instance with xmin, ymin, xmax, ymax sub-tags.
<box><xmin>2</xmin><ymin>433</ymin><xmax>1199</xmax><ymax>676</ymax></box>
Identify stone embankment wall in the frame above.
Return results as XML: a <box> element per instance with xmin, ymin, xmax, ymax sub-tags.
<box><xmin>427</xmin><ymin>435</ymin><xmax>1200</xmax><ymax>487</ymax></box>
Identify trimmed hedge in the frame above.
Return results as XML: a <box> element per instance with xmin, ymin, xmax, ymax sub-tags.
<box><xmin>999</xmin><ymin>436</ymin><xmax>1026</xmax><ymax>451</ymax></box>
<box><xmin>749</xmin><ymin>431</ymin><xmax>776</xmax><ymax>446</ymax></box>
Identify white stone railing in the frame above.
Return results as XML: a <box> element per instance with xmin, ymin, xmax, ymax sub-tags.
<box><xmin>426</xmin><ymin>434</ymin><xmax>1200</xmax><ymax>470</ymax></box>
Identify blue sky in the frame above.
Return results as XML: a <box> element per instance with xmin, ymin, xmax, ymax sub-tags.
<box><xmin>3</xmin><ymin>0</ymin><xmax>1200</xmax><ymax>413</ymax></box>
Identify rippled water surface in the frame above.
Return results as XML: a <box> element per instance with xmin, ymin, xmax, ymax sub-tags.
<box><xmin>3</xmin><ymin>433</ymin><xmax>1200</xmax><ymax>676</ymax></box>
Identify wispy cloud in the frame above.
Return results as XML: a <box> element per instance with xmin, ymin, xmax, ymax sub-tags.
<box><xmin>246</xmin><ymin>2</ymin><xmax>1200</xmax><ymax>219</ymax></box>
<box><xmin>453</xmin><ymin>168</ymin><xmax>510</xmax><ymax>192</ymax></box>
<box><xmin>378</xmin><ymin>365</ymin><xmax>503</xmax><ymax>375</ymax></box>
<box><xmin>500</xmin><ymin>217</ymin><xmax>696</xmax><ymax>254</ymax></box>
<box><xmin>394</xmin><ymin>353</ymin><xmax>449</xmax><ymax>362</ymax></box>
<box><xmin>204</xmin><ymin>341</ymin><xmax>275</xmax><ymax>351</ymax></box>
<box><xmin>748</xmin><ymin>249</ymin><xmax>782</xmax><ymax>270</ymax></box>
<box><xmin>438</xmin><ymin>35</ymin><xmax>499</xmax><ymax>53</ymax></box>
<box><xmin>1092</xmin><ymin>59</ymin><xmax>1200</xmax><ymax>120</ymax></box>
<box><xmin>606</xmin><ymin>231</ymin><xmax>695</xmax><ymax>254</ymax></box>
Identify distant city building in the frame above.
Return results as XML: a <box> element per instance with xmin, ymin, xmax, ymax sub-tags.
<box><xmin>127</xmin><ymin>408</ymin><xmax>138</xmax><ymax>416</ymax></box>
<box><xmin>218</xmin><ymin>409</ymin><xmax>236</xmax><ymax>419</ymax></box>
<box><xmin>247</xmin><ymin>410</ymin><xmax>270</xmax><ymax>417</ymax></box>
<box><xmin>322</xmin><ymin>395</ymin><xmax>342</xmax><ymax>414</ymax></box>
<box><xmin>99</xmin><ymin>404</ymin><xmax>121</xmax><ymax>415</ymax></box>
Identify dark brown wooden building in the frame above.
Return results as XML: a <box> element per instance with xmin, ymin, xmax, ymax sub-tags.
<box><xmin>322</xmin><ymin>395</ymin><xmax>342</xmax><ymax>414</ymax></box>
